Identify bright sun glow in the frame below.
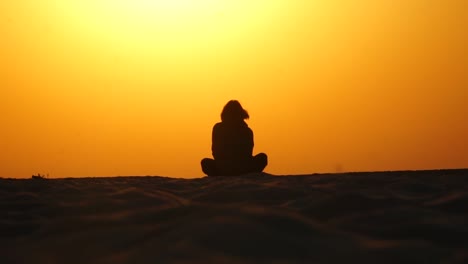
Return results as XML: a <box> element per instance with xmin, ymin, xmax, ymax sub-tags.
<box><xmin>60</xmin><ymin>0</ymin><xmax>285</xmax><ymax>57</ymax></box>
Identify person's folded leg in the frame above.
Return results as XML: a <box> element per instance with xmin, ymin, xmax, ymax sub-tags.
<box><xmin>252</xmin><ymin>153</ymin><xmax>268</xmax><ymax>173</ymax></box>
<box><xmin>201</xmin><ymin>158</ymin><xmax>219</xmax><ymax>176</ymax></box>
<box><xmin>203</xmin><ymin>155</ymin><xmax>267</xmax><ymax>176</ymax></box>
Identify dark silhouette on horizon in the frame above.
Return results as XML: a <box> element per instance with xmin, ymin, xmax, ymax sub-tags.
<box><xmin>201</xmin><ymin>100</ymin><xmax>268</xmax><ymax>176</ymax></box>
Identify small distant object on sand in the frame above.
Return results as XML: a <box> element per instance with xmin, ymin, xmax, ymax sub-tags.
<box><xmin>31</xmin><ymin>173</ymin><xmax>48</xmax><ymax>180</ymax></box>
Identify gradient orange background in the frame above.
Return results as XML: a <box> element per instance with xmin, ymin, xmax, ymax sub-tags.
<box><xmin>1</xmin><ymin>0</ymin><xmax>467</xmax><ymax>178</ymax></box>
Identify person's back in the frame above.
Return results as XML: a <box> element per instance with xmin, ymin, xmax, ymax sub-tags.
<box><xmin>212</xmin><ymin>121</ymin><xmax>252</xmax><ymax>161</ymax></box>
<box><xmin>212</xmin><ymin>121</ymin><xmax>253</xmax><ymax>175</ymax></box>
<box><xmin>201</xmin><ymin>100</ymin><xmax>268</xmax><ymax>176</ymax></box>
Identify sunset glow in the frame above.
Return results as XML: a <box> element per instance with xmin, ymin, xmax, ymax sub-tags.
<box><xmin>57</xmin><ymin>0</ymin><xmax>284</xmax><ymax>58</ymax></box>
<box><xmin>1</xmin><ymin>1</ymin><xmax>467</xmax><ymax>178</ymax></box>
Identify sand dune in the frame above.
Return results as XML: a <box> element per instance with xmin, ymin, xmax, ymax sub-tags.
<box><xmin>1</xmin><ymin>170</ymin><xmax>467</xmax><ymax>263</ymax></box>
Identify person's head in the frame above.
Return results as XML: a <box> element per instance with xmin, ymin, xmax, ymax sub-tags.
<box><xmin>221</xmin><ymin>100</ymin><xmax>249</xmax><ymax>123</ymax></box>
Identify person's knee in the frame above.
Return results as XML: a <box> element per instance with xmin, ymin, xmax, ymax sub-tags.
<box><xmin>252</xmin><ymin>153</ymin><xmax>268</xmax><ymax>172</ymax></box>
<box><xmin>201</xmin><ymin>158</ymin><xmax>211</xmax><ymax>168</ymax></box>
<box><xmin>201</xmin><ymin>158</ymin><xmax>217</xmax><ymax>176</ymax></box>
<box><xmin>256</xmin><ymin>153</ymin><xmax>268</xmax><ymax>166</ymax></box>
<box><xmin>201</xmin><ymin>158</ymin><xmax>210</xmax><ymax>173</ymax></box>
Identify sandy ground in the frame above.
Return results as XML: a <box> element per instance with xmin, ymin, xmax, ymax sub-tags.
<box><xmin>1</xmin><ymin>169</ymin><xmax>468</xmax><ymax>263</ymax></box>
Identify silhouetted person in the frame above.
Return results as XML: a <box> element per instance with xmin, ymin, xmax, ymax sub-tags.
<box><xmin>201</xmin><ymin>100</ymin><xmax>268</xmax><ymax>176</ymax></box>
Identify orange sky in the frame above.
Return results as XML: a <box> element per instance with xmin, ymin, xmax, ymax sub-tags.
<box><xmin>1</xmin><ymin>0</ymin><xmax>467</xmax><ymax>178</ymax></box>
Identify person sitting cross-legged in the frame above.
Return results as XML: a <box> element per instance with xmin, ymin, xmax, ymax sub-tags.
<box><xmin>201</xmin><ymin>100</ymin><xmax>268</xmax><ymax>176</ymax></box>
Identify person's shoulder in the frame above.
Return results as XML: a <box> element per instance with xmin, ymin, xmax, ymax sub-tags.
<box><xmin>242</xmin><ymin>121</ymin><xmax>252</xmax><ymax>130</ymax></box>
<box><xmin>240</xmin><ymin>122</ymin><xmax>253</xmax><ymax>135</ymax></box>
<box><xmin>213</xmin><ymin>122</ymin><xmax>223</xmax><ymax>130</ymax></box>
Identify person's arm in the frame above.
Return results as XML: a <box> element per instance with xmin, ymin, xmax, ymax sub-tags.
<box><xmin>246</xmin><ymin>127</ymin><xmax>254</xmax><ymax>157</ymax></box>
<box><xmin>211</xmin><ymin>123</ymin><xmax>222</xmax><ymax>160</ymax></box>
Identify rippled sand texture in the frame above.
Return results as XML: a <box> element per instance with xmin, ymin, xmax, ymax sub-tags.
<box><xmin>1</xmin><ymin>170</ymin><xmax>468</xmax><ymax>263</ymax></box>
